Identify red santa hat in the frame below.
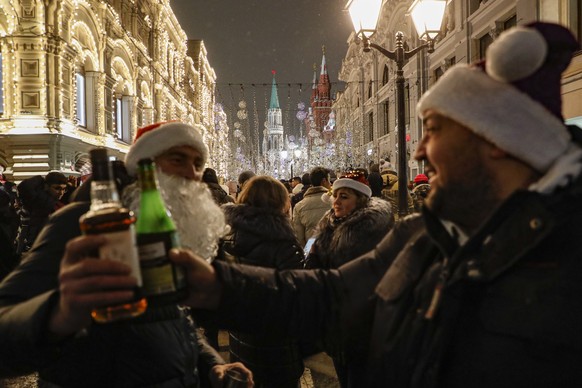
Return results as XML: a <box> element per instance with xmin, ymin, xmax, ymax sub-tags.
<box><xmin>332</xmin><ymin>170</ymin><xmax>372</xmax><ymax>198</ymax></box>
<box><xmin>417</xmin><ymin>22</ymin><xmax>579</xmax><ymax>173</ymax></box>
<box><xmin>124</xmin><ymin>121</ymin><xmax>208</xmax><ymax>176</ymax></box>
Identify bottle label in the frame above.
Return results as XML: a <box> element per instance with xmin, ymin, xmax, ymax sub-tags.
<box><xmin>138</xmin><ymin>237</ymin><xmax>186</xmax><ymax>297</ymax></box>
<box><xmin>99</xmin><ymin>228</ymin><xmax>142</xmax><ymax>287</ymax></box>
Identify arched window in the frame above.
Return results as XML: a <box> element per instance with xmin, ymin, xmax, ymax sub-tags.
<box><xmin>76</xmin><ymin>70</ymin><xmax>87</xmax><ymax>127</ymax></box>
<box><xmin>382</xmin><ymin>65</ymin><xmax>389</xmax><ymax>86</ymax></box>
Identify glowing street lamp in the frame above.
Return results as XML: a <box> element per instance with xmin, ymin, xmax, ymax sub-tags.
<box><xmin>346</xmin><ymin>0</ymin><xmax>446</xmax><ymax>217</ymax></box>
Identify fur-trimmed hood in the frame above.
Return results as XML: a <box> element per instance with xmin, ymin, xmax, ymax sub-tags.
<box><xmin>309</xmin><ymin>197</ymin><xmax>394</xmax><ymax>269</ymax></box>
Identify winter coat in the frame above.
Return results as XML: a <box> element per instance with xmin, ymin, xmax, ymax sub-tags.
<box><xmin>292</xmin><ymin>186</ymin><xmax>331</xmax><ymax>247</ymax></box>
<box><xmin>15</xmin><ymin>175</ymin><xmax>62</xmax><ymax>254</ymax></box>
<box><xmin>305</xmin><ymin>197</ymin><xmax>393</xmax><ymax>269</ymax></box>
<box><xmin>221</xmin><ymin>203</ymin><xmax>304</xmax><ymax>270</ymax></box>
<box><xmin>380</xmin><ymin>171</ymin><xmax>414</xmax><ymax>219</ymax></box>
<box><xmin>221</xmin><ymin>203</ymin><xmax>304</xmax><ymax>387</ymax></box>
<box><xmin>205</xmin><ymin>182</ymin><xmax>234</xmax><ymax>205</ymax></box>
<box><xmin>0</xmin><ymin>205</ymin><xmax>223</xmax><ymax>386</ymax></box>
<box><xmin>201</xmin><ymin>172</ymin><xmax>582</xmax><ymax>388</ymax></box>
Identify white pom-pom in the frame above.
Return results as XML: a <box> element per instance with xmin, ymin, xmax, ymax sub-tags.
<box><xmin>486</xmin><ymin>27</ymin><xmax>548</xmax><ymax>82</ymax></box>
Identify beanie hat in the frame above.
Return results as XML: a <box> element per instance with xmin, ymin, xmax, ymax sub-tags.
<box><xmin>414</xmin><ymin>174</ymin><xmax>429</xmax><ymax>184</ymax></box>
<box><xmin>202</xmin><ymin>168</ymin><xmax>219</xmax><ymax>184</ymax></box>
<box><xmin>332</xmin><ymin>171</ymin><xmax>372</xmax><ymax>198</ymax></box>
<box><xmin>417</xmin><ymin>22</ymin><xmax>579</xmax><ymax>173</ymax></box>
<box><xmin>125</xmin><ymin>121</ymin><xmax>208</xmax><ymax>176</ymax></box>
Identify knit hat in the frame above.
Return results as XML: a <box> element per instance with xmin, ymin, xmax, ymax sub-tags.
<box><xmin>417</xmin><ymin>22</ymin><xmax>579</xmax><ymax>173</ymax></box>
<box><xmin>414</xmin><ymin>174</ymin><xmax>429</xmax><ymax>184</ymax></box>
<box><xmin>332</xmin><ymin>171</ymin><xmax>372</xmax><ymax>198</ymax></box>
<box><xmin>124</xmin><ymin>121</ymin><xmax>208</xmax><ymax>176</ymax></box>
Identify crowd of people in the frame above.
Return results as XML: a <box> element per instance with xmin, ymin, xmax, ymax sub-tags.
<box><xmin>1</xmin><ymin>22</ymin><xmax>581</xmax><ymax>388</ymax></box>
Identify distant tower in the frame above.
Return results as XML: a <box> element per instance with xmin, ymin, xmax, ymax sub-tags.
<box><xmin>312</xmin><ymin>46</ymin><xmax>333</xmax><ymax>141</ymax></box>
<box><xmin>263</xmin><ymin>70</ymin><xmax>284</xmax><ymax>157</ymax></box>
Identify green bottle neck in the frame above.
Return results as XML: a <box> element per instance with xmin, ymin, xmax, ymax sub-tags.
<box><xmin>136</xmin><ymin>162</ymin><xmax>176</xmax><ymax>233</ymax></box>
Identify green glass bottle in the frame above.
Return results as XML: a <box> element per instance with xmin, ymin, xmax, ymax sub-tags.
<box><xmin>79</xmin><ymin>148</ymin><xmax>147</xmax><ymax>323</ymax></box>
<box><xmin>135</xmin><ymin>158</ymin><xmax>187</xmax><ymax>306</ymax></box>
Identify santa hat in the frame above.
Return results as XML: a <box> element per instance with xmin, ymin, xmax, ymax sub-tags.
<box><xmin>414</xmin><ymin>174</ymin><xmax>429</xmax><ymax>184</ymax></box>
<box><xmin>332</xmin><ymin>171</ymin><xmax>372</xmax><ymax>198</ymax></box>
<box><xmin>417</xmin><ymin>22</ymin><xmax>579</xmax><ymax>173</ymax></box>
<box><xmin>125</xmin><ymin>121</ymin><xmax>208</xmax><ymax>176</ymax></box>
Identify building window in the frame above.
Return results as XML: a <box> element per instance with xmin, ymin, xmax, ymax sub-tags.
<box><xmin>468</xmin><ymin>0</ymin><xmax>480</xmax><ymax>16</ymax></box>
<box><xmin>504</xmin><ymin>15</ymin><xmax>517</xmax><ymax>30</ymax></box>
<box><xmin>382</xmin><ymin>100</ymin><xmax>390</xmax><ymax>136</ymax></box>
<box><xmin>115</xmin><ymin>96</ymin><xmax>131</xmax><ymax>143</ymax></box>
<box><xmin>368</xmin><ymin>80</ymin><xmax>373</xmax><ymax>99</ymax></box>
<box><xmin>382</xmin><ymin>65</ymin><xmax>389</xmax><ymax>86</ymax></box>
<box><xmin>368</xmin><ymin>112</ymin><xmax>374</xmax><ymax>142</ymax></box>
<box><xmin>404</xmin><ymin>82</ymin><xmax>410</xmax><ymax>126</ymax></box>
<box><xmin>479</xmin><ymin>33</ymin><xmax>493</xmax><ymax>60</ymax></box>
<box><xmin>0</xmin><ymin>53</ymin><xmax>3</xmax><ymax>115</ymax></box>
<box><xmin>539</xmin><ymin>0</ymin><xmax>581</xmax><ymax>41</ymax></box>
<box><xmin>76</xmin><ymin>72</ymin><xmax>86</xmax><ymax>127</ymax></box>
<box><xmin>116</xmin><ymin>97</ymin><xmax>123</xmax><ymax>139</ymax></box>
<box><xmin>435</xmin><ymin>67</ymin><xmax>444</xmax><ymax>81</ymax></box>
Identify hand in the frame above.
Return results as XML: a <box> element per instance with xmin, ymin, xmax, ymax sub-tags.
<box><xmin>209</xmin><ymin>362</ymin><xmax>254</xmax><ymax>388</ymax></box>
<box><xmin>168</xmin><ymin>248</ymin><xmax>222</xmax><ymax>309</ymax></box>
<box><xmin>48</xmin><ymin>235</ymin><xmax>139</xmax><ymax>338</ymax></box>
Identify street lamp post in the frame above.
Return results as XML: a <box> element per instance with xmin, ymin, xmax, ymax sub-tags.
<box><xmin>346</xmin><ymin>0</ymin><xmax>446</xmax><ymax>218</ymax></box>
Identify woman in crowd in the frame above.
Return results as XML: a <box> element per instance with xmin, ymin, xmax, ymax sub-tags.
<box><xmin>304</xmin><ymin>170</ymin><xmax>394</xmax><ymax>388</ymax></box>
<box><xmin>221</xmin><ymin>175</ymin><xmax>304</xmax><ymax>388</ymax></box>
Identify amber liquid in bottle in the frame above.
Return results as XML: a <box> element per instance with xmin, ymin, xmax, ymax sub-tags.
<box><xmin>136</xmin><ymin>158</ymin><xmax>187</xmax><ymax>306</ymax></box>
<box><xmin>79</xmin><ymin>148</ymin><xmax>147</xmax><ymax>323</ymax></box>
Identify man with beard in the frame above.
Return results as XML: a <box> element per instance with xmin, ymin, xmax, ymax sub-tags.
<box><xmin>0</xmin><ymin>122</ymin><xmax>252</xmax><ymax>387</ymax></box>
<box><xmin>36</xmin><ymin>23</ymin><xmax>582</xmax><ymax>387</ymax></box>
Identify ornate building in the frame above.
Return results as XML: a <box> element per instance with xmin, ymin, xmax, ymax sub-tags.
<box><xmin>334</xmin><ymin>0</ymin><xmax>582</xmax><ymax>178</ymax></box>
<box><xmin>0</xmin><ymin>0</ymin><xmax>225</xmax><ymax>181</ymax></box>
<box><xmin>310</xmin><ymin>47</ymin><xmax>333</xmax><ymax>143</ymax></box>
<box><xmin>263</xmin><ymin>70</ymin><xmax>284</xmax><ymax>175</ymax></box>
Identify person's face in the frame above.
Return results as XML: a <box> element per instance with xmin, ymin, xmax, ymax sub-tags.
<box><xmin>154</xmin><ymin>145</ymin><xmax>204</xmax><ymax>181</ymax></box>
<box><xmin>291</xmin><ymin>180</ymin><xmax>298</xmax><ymax>188</ymax></box>
<box><xmin>48</xmin><ymin>183</ymin><xmax>67</xmax><ymax>200</ymax></box>
<box><xmin>322</xmin><ymin>176</ymin><xmax>332</xmax><ymax>190</ymax></box>
<box><xmin>414</xmin><ymin>111</ymin><xmax>498</xmax><ymax>226</ymax></box>
<box><xmin>332</xmin><ymin>187</ymin><xmax>358</xmax><ymax>218</ymax></box>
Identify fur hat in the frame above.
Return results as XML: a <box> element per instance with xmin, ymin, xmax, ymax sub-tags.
<box><xmin>333</xmin><ymin>171</ymin><xmax>372</xmax><ymax>198</ymax></box>
<box><xmin>417</xmin><ymin>22</ymin><xmax>579</xmax><ymax>173</ymax></box>
<box><xmin>125</xmin><ymin>121</ymin><xmax>208</xmax><ymax>176</ymax></box>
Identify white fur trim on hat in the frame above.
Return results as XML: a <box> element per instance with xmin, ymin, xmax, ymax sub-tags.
<box><xmin>417</xmin><ymin>64</ymin><xmax>570</xmax><ymax>172</ymax></box>
<box><xmin>332</xmin><ymin>178</ymin><xmax>372</xmax><ymax>198</ymax></box>
<box><xmin>125</xmin><ymin>122</ymin><xmax>208</xmax><ymax>176</ymax></box>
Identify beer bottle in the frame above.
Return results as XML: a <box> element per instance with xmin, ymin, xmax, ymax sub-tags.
<box><xmin>135</xmin><ymin>158</ymin><xmax>187</xmax><ymax>306</ymax></box>
<box><xmin>79</xmin><ymin>148</ymin><xmax>147</xmax><ymax>323</ymax></box>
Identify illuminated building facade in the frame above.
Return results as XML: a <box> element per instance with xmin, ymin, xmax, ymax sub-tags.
<box><xmin>0</xmin><ymin>0</ymin><xmax>224</xmax><ymax>181</ymax></box>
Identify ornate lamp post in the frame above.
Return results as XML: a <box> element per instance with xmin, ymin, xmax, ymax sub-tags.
<box><xmin>346</xmin><ymin>0</ymin><xmax>446</xmax><ymax>218</ymax></box>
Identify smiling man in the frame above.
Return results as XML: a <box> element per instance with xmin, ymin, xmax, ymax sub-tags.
<box><xmin>47</xmin><ymin>22</ymin><xmax>582</xmax><ymax>388</ymax></box>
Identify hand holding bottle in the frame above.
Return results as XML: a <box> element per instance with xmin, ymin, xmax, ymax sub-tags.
<box><xmin>48</xmin><ymin>235</ymin><xmax>140</xmax><ymax>339</ymax></box>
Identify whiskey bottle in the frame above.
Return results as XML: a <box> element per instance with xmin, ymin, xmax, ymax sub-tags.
<box><xmin>135</xmin><ymin>158</ymin><xmax>187</xmax><ymax>306</ymax></box>
<box><xmin>79</xmin><ymin>148</ymin><xmax>147</xmax><ymax>323</ymax></box>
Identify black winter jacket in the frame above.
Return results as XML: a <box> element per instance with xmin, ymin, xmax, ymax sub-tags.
<box><xmin>201</xmin><ymin>175</ymin><xmax>582</xmax><ymax>388</ymax></box>
<box><xmin>0</xmin><ymin>203</ymin><xmax>223</xmax><ymax>387</ymax></box>
<box><xmin>220</xmin><ymin>203</ymin><xmax>304</xmax><ymax>387</ymax></box>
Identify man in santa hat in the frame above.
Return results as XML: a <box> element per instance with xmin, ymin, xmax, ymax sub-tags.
<box><xmin>169</xmin><ymin>22</ymin><xmax>582</xmax><ymax>387</ymax></box>
<box><xmin>0</xmin><ymin>122</ymin><xmax>252</xmax><ymax>387</ymax></box>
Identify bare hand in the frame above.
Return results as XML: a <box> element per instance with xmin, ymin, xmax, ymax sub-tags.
<box><xmin>49</xmin><ymin>235</ymin><xmax>139</xmax><ymax>338</ymax></box>
<box><xmin>210</xmin><ymin>362</ymin><xmax>254</xmax><ymax>388</ymax></box>
<box><xmin>168</xmin><ymin>248</ymin><xmax>222</xmax><ymax>309</ymax></box>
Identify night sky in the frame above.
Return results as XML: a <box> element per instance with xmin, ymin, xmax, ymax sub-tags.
<box><xmin>170</xmin><ymin>0</ymin><xmax>354</xmax><ymax>139</ymax></box>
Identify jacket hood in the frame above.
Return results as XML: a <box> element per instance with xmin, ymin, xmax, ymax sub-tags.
<box><xmin>222</xmin><ymin>203</ymin><xmax>297</xmax><ymax>256</ymax></box>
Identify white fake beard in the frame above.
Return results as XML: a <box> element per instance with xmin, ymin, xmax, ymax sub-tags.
<box><xmin>123</xmin><ymin>169</ymin><xmax>229</xmax><ymax>262</ymax></box>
